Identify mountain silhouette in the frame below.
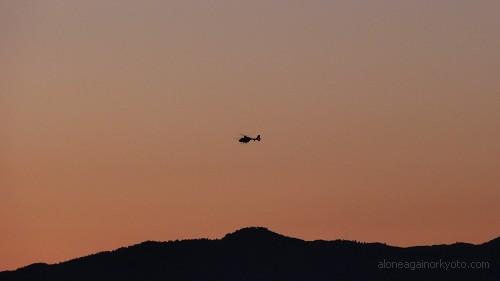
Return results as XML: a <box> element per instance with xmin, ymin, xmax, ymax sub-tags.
<box><xmin>1</xmin><ymin>227</ymin><xmax>498</xmax><ymax>281</ymax></box>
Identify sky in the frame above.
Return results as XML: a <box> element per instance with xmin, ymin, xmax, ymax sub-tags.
<box><xmin>1</xmin><ymin>0</ymin><xmax>499</xmax><ymax>271</ymax></box>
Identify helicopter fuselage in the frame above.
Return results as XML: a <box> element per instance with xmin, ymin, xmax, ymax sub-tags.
<box><xmin>239</xmin><ymin>136</ymin><xmax>252</xmax><ymax>143</ymax></box>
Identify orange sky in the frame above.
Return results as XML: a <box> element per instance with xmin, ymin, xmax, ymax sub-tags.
<box><xmin>1</xmin><ymin>0</ymin><xmax>499</xmax><ymax>271</ymax></box>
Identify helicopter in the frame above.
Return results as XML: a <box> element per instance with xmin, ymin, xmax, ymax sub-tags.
<box><xmin>238</xmin><ymin>134</ymin><xmax>261</xmax><ymax>143</ymax></box>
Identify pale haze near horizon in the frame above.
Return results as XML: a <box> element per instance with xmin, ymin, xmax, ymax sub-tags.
<box><xmin>1</xmin><ymin>0</ymin><xmax>499</xmax><ymax>270</ymax></box>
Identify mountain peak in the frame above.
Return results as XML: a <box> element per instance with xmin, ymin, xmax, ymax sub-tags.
<box><xmin>222</xmin><ymin>227</ymin><xmax>294</xmax><ymax>242</ymax></box>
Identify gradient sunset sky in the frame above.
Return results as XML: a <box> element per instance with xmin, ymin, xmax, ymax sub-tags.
<box><xmin>1</xmin><ymin>0</ymin><xmax>499</xmax><ymax>271</ymax></box>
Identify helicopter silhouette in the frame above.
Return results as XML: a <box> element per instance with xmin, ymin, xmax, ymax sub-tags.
<box><xmin>239</xmin><ymin>134</ymin><xmax>261</xmax><ymax>143</ymax></box>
